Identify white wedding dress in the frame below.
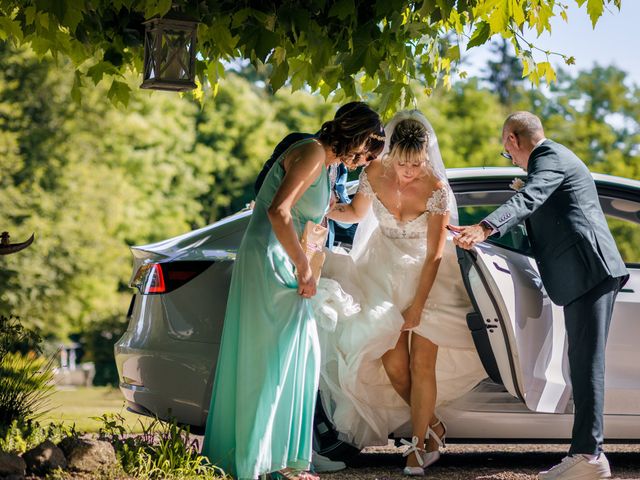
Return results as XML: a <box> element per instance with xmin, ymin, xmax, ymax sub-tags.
<box><xmin>313</xmin><ymin>170</ymin><xmax>488</xmax><ymax>448</ymax></box>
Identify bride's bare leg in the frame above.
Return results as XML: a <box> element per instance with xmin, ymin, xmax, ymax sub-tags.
<box><xmin>381</xmin><ymin>331</ymin><xmax>411</xmax><ymax>404</ymax></box>
<box><xmin>407</xmin><ymin>333</ymin><xmax>439</xmax><ymax>467</ymax></box>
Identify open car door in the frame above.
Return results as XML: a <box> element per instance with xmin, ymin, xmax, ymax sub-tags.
<box><xmin>457</xmin><ymin>242</ymin><xmax>573</xmax><ymax>414</ymax></box>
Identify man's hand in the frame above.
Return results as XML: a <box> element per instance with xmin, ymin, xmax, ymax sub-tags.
<box><xmin>448</xmin><ymin>224</ymin><xmax>492</xmax><ymax>250</ymax></box>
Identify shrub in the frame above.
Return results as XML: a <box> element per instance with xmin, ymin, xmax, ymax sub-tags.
<box><xmin>96</xmin><ymin>413</ymin><xmax>228</xmax><ymax>479</ymax></box>
<box><xmin>0</xmin><ymin>352</ymin><xmax>55</xmax><ymax>427</ymax></box>
<box><xmin>0</xmin><ymin>419</ymin><xmax>75</xmax><ymax>454</ymax></box>
<box><xmin>0</xmin><ymin>315</ymin><xmax>55</xmax><ymax>428</ymax></box>
<box><xmin>0</xmin><ymin>315</ymin><xmax>42</xmax><ymax>357</ymax></box>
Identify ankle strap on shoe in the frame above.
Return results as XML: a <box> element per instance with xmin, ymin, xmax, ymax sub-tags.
<box><xmin>400</xmin><ymin>436</ymin><xmax>425</xmax><ymax>467</ymax></box>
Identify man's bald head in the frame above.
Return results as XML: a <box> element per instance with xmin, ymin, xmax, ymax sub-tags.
<box><xmin>501</xmin><ymin>111</ymin><xmax>546</xmax><ymax>171</ymax></box>
<box><xmin>503</xmin><ymin>111</ymin><xmax>545</xmax><ymax>142</ymax></box>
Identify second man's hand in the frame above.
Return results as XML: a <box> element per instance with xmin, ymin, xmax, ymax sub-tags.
<box><xmin>447</xmin><ymin>224</ymin><xmax>492</xmax><ymax>250</ymax></box>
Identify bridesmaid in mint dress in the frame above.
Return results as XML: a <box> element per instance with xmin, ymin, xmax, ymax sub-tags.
<box><xmin>202</xmin><ymin>103</ymin><xmax>384</xmax><ymax>480</ymax></box>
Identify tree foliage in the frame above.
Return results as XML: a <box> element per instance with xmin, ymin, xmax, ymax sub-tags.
<box><xmin>0</xmin><ymin>0</ymin><xmax>621</xmax><ymax>115</ymax></box>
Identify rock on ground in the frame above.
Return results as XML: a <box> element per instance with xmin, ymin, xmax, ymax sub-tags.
<box><xmin>0</xmin><ymin>451</ymin><xmax>26</xmax><ymax>478</ymax></box>
<box><xmin>23</xmin><ymin>439</ymin><xmax>67</xmax><ymax>475</ymax></box>
<box><xmin>58</xmin><ymin>436</ymin><xmax>117</xmax><ymax>473</ymax></box>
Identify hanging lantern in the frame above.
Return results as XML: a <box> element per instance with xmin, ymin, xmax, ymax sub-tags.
<box><xmin>140</xmin><ymin>15</ymin><xmax>198</xmax><ymax>92</ymax></box>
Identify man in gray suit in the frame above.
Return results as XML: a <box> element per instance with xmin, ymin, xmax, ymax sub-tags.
<box><xmin>450</xmin><ymin>112</ymin><xmax>628</xmax><ymax>480</ymax></box>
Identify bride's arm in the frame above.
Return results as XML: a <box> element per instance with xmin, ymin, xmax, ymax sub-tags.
<box><xmin>327</xmin><ymin>191</ymin><xmax>373</xmax><ymax>223</ymax></box>
<box><xmin>401</xmin><ymin>207</ymin><xmax>450</xmax><ymax>331</ymax></box>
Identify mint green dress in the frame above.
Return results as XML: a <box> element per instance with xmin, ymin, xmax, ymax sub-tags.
<box><xmin>202</xmin><ymin>138</ymin><xmax>330</xmax><ymax>479</ymax></box>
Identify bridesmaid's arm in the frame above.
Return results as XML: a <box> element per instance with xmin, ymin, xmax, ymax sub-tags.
<box><xmin>327</xmin><ymin>191</ymin><xmax>373</xmax><ymax>223</ymax></box>
<box><xmin>400</xmin><ymin>209</ymin><xmax>449</xmax><ymax>331</ymax></box>
<box><xmin>267</xmin><ymin>143</ymin><xmax>325</xmax><ymax>298</ymax></box>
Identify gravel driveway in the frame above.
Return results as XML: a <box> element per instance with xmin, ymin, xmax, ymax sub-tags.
<box><xmin>321</xmin><ymin>443</ymin><xmax>640</xmax><ymax>480</ymax></box>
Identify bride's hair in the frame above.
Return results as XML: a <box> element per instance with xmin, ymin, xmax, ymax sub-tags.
<box><xmin>318</xmin><ymin>102</ymin><xmax>385</xmax><ymax>167</ymax></box>
<box><xmin>382</xmin><ymin>119</ymin><xmax>430</xmax><ymax>174</ymax></box>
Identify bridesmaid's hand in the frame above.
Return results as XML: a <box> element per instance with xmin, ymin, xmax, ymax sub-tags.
<box><xmin>400</xmin><ymin>304</ymin><xmax>422</xmax><ymax>331</ymax></box>
<box><xmin>296</xmin><ymin>260</ymin><xmax>317</xmax><ymax>298</ymax></box>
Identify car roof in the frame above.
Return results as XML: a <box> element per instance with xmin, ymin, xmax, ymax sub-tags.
<box><xmin>345</xmin><ymin>167</ymin><xmax>639</xmax><ymax>191</ymax></box>
<box><xmin>445</xmin><ymin>167</ymin><xmax>640</xmax><ymax>190</ymax></box>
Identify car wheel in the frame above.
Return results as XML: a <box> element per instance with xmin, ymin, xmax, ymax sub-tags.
<box><xmin>313</xmin><ymin>394</ymin><xmax>361</xmax><ymax>462</ymax></box>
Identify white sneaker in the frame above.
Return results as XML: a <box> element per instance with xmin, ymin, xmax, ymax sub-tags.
<box><xmin>311</xmin><ymin>451</ymin><xmax>346</xmax><ymax>473</ymax></box>
<box><xmin>538</xmin><ymin>453</ymin><xmax>612</xmax><ymax>479</ymax></box>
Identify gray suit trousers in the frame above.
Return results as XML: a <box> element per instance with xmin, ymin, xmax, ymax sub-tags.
<box><xmin>564</xmin><ymin>275</ymin><xmax>622</xmax><ymax>454</ymax></box>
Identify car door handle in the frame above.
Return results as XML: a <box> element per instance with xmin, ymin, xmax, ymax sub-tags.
<box><xmin>620</xmin><ymin>288</ymin><xmax>634</xmax><ymax>293</ymax></box>
<box><xmin>493</xmin><ymin>262</ymin><xmax>511</xmax><ymax>274</ymax></box>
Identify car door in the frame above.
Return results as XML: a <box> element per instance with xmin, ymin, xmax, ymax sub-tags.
<box><xmin>456</xmin><ymin>242</ymin><xmax>573</xmax><ymax>414</ymax></box>
<box><xmin>597</xmin><ymin>190</ymin><xmax>640</xmax><ymax>415</ymax></box>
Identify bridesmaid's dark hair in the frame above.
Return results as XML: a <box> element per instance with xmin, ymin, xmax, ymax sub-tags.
<box><xmin>318</xmin><ymin>102</ymin><xmax>385</xmax><ymax>166</ymax></box>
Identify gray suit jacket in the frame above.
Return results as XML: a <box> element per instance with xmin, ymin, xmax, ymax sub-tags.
<box><xmin>485</xmin><ymin>140</ymin><xmax>628</xmax><ymax>306</ymax></box>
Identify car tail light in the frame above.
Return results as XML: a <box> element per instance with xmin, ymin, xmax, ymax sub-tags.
<box><xmin>131</xmin><ymin>261</ymin><xmax>213</xmax><ymax>295</ymax></box>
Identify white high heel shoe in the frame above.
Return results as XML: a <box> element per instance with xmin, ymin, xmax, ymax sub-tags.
<box><xmin>401</xmin><ymin>436</ymin><xmax>427</xmax><ymax>476</ymax></box>
<box><xmin>421</xmin><ymin>418</ymin><xmax>447</xmax><ymax>468</ymax></box>
<box><xmin>401</xmin><ymin>419</ymin><xmax>448</xmax><ymax>476</ymax></box>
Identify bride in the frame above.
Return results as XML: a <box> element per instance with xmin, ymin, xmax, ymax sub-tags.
<box><xmin>314</xmin><ymin>110</ymin><xmax>487</xmax><ymax>475</ymax></box>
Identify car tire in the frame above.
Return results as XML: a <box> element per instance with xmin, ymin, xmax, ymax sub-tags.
<box><xmin>313</xmin><ymin>394</ymin><xmax>361</xmax><ymax>462</ymax></box>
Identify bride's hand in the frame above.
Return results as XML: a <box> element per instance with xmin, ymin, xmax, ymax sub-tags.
<box><xmin>296</xmin><ymin>260</ymin><xmax>317</xmax><ymax>298</ymax></box>
<box><xmin>400</xmin><ymin>304</ymin><xmax>422</xmax><ymax>331</ymax></box>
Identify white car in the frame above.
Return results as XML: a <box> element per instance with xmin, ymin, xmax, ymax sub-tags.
<box><xmin>115</xmin><ymin>167</ymin><xmax>640</xmax><ymax>459</ymax></box>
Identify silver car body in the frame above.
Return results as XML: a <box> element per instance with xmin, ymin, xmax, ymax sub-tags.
<box><xmin>115</xmin><ymin>167</ymin><xmax>640</xmax><ymax>443</ymax></box>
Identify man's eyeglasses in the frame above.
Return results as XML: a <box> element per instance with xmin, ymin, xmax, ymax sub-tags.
<box><xmin>501</xmin><ymin>131</ymin><xmax>518</xmax><ymax>161</ymax></box>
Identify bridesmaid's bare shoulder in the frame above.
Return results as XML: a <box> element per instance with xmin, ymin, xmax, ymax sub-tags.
<box><xmin>283</xmin><ymin>139</ymin><xmax>325</xmax><ymax>171</ymax></box>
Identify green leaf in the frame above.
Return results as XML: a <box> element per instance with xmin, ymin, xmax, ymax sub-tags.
<box><xmin>288</xmin><ymin>58</ymin><xmax>312</xmax><ymax>91</ymax></box>
<box><xmin>269</xmin><ymin>60</ymin><xmax>289</xmax><ymax>91</ymax></box>
<box><xmin>0</xmin><ymin>16</ymin><xmax>24</xmax><ymax>42</ymax></box>
<box><xmin>375</xmin><ymin>81</ymin><xmax>403</xmax><ymax>119</ymax></box>
<box><xmin>510</xmin><ymin>0</ymin><xmax>525</xmax><ymax>26</ymax></box>
<box><xmin>436</xmin><ymin>0</ymin><xmax>452</xmax><ymax>19</ymax></box>
<box><xmin>231</xmin><ymin>9</ymin><xmax>252</xmax><ymax>28</ymax></box>
<box><xmin>107</xmin><ymin>80</ymin><xmax>130</xmax><ymax>108</ymax></box>
<box><xmin>418</xmin><ymin>0</ymin><xmax>437</xmax><ymax>17</ymax></box>
<box><xmin>488</xmin><ymin>0</ymin><xmax>509</xmax><ymax>34</ymax></box>
<box><xmin>446</xmin><ymin>45</ymin><xmax>460</xmax><ymax>60</ymax></box>
<box><xmin>363</xmin><ymin>46</ymin><xmax>382</xmax><ymax>78</ymax></box>
<box><xmin>37</xmin><ymin>12</ymin><xmax>49</xmax><ymax>30</ymax></box>
<box><xmin>560</xmin><ymin>8</ymin><xmax>568</xmax><ymax>23</ymax></box>
<box><xmin>145</xmin><ymin>0</ymin><xmax>172</xmax><ymax>19</ymax></box>
<box><xmin>273</xmin><ymin>46</ymin><xmax>286</xmax><ymax>65</ymax></box>
<box><xmin>25</xmin><ymin>6</ymin><xmax>37</xmax><ymax>26</ymax></box>
<box><xmin>209</xmin><ymin>19</ymin><xmax>238</xmax><ymax>56</ymax></box>
<box><xmin>87</xmin><ymin>61</ymin><xmax>116</xmax><ymax>85</ymax></box>
<box><xmin>586</xmin><ymin>0</ymin><xmax>604</xmax><ymax>28</ymax></box>
<box><xmin>63</xmin><ymin>3</ymin><xmax>84</xmax><ymax>33</ymax></box>
<box><xmin>467</xmin><ymin>21</ymin><xmax>490</xmax><ymax>49</ymax></box>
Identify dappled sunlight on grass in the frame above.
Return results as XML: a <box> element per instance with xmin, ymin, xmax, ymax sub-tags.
<box><xmin>38</xmin><ymin>386</ymin><xmax>153</xmax><ymax>433</ymax></box>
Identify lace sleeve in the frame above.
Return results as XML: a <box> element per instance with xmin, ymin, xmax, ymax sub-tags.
<box><xmin>426</xmin><ymin>187</ymin><xmax>451</xmax><ymax>215</ymax></box>
<box><xmin>357</xmin><ymin>170</ymin><xmax>375</xmax><ymax>198</ymax></box>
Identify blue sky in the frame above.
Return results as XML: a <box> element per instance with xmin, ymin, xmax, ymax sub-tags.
<box><xmin>463</xmin><ymin>1</ymin><xmax>640</xmax><ymax>86</ymax></box>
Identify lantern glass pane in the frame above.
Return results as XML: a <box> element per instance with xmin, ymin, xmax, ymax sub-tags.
<box><xmin>158</xmin><ymin>29</ymin><xmax>192</xmax><ymax>81</ymax></box>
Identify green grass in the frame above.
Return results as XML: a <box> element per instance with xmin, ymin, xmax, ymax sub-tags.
<box><xmin>38</xmin><ymin>386</ymin><xmax>153</xmax><ymax>433</ymax></box>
